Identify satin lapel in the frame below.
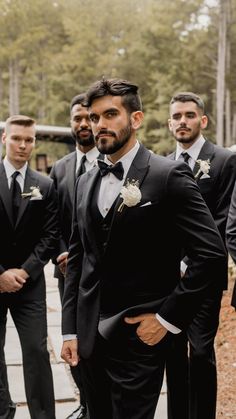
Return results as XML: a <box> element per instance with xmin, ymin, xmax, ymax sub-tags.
<box><xmin>81</xmin><ymin>168</ymin><xmax>102</xmax><ymax>263</ymax></box>
<box><xmin>192</xmin><ymin>140</ymin><xmax>214</xmax><ymax>179</ymax></box>
<box><xmin>110</xmin><ymin>144</ymin><xmax>151</xmax><ymax>225</ymax></box>
<box><xmin>66</xmin><ymin>152</ymin><xmax>77</xmax><ymax>203</ymax></box>
<box><xmin>15</xmin><ymin>168</ymin><xmax>38</xmax><ymax>228</ymax></box>
<box><xmin>0</xmin><ymin>163</ymin><xmax>14</xmax><ymax>226</ymax></box>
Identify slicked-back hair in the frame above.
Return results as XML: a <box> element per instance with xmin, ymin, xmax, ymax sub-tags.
<box><xmin>70</xmin><ymin>93</ymin><xmax>86</xmax><ymax>112</ymax></box>
<box><xmin>84</xmin><ymin>78</ymin><xmax>142</xmax><ymax>114</ymax></box>
<box><xmin>170</xmin><ymin>92</ymin><xmax>205</xmax><ymax>114</ymax></box>
<box><xmin>5</xmin><ymin>115</ymin><xmax>36</xmax><ymax>134</ymax></box>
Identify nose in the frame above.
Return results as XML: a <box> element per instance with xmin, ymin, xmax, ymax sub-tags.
<box><xmin>19</xmin><ymin>140</ymin><xmax>26</xmax><ymax>148</ymax></box>
<box><xmin>80</xmin><ymin>117</ymin><xmax>89</xmax><ymax>128</ymax></box>
<box><xmin>96</xmin><ymin>115</ymin><xmax>107</xmax><ymax>130</ymax></box>
<box><xmin>179</xmin><ymin>115</ymin><xmax>187</xmax><ymax>124</ymax></box>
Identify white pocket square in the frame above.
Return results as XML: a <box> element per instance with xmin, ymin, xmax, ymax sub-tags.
<box><xmin>30</xmin><ymin>197</ymin><xmax>43</xmax><ymax>201</ymax></box>
<box><xmin>200</xmin><ymin>173</ymin><xmax>210</xmax><ymax>179</ymax></box>
<box><xmin>140</xmin><ymin>201</ymin><xmax>152</xmax><ymax>207</ymax></box>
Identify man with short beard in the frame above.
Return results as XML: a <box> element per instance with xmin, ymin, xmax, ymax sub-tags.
<box><xmin>50</xmin><ymin>93</ymin><xmax>99</xmax><ymax>419</ymax></box>
<box><xmin>60</xmin><ymin>79</ymin><xmax>227</xmax><ymax>419</ymax></box>
<box><xmin>166</xmin><ymin>92</ymin><xmax>236</xmax><ymax>419</ymax></box>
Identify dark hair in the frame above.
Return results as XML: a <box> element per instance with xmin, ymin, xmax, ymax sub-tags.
<box><xmin>170</xmin><ymin>92</ymin><xmax>205</xmax><ymax>113</ymax></box>
<box><xmin>5</xmin><ymin>115</ymin><xmax>36</xmax><ymax>134</ymax></box>
<box><xmin>70</xmin><ymin>93</ymin><xmax>86</xmax><ymax>111</ymax></box>
<box><xmin>84</xmin><ymin>78</ymin><xmax>142</xmax><ymax>113</ymax></box>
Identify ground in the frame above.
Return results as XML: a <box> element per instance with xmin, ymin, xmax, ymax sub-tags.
<box><xmin>216</xmin><ymin>264</ymin><xmax>236</xmax><ymax>419</ymax></box>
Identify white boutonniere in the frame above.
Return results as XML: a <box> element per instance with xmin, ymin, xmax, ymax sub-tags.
<box><xmin>118</xmin><ymin>179</ymin><xmax>142</xmax><ymax>213</ymax></box>
<box><xmin>195</xmin><ymin>159</ymin><xmax>211</xmax><ymax>178</ymax></box>
<box><xmin>22</xmin><ymin>186</ymin><xmax>43</xmax><ymax>200</ymax></box>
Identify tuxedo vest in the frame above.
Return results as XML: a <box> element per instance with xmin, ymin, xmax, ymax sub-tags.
<box><xmin>90</xmin><ymin>178</ymin><xmax>117</xmax><ymax>256</ymax></box>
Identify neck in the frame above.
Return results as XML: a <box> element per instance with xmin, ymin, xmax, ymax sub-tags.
<box><xmin>107</xmin><ymin>137</ymin><xmax>137</xmax><ymax>164</ymax></box>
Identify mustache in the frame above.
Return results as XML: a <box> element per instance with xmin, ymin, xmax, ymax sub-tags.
<box><xmin>95</xmin><ymin>129</ymin><xmax>116</xmax><ymax>140</ymax></box>
<box><xmin>176</xmin><ymin>126</ymin><xmax>191</xmax><ymax>132</ymax></box>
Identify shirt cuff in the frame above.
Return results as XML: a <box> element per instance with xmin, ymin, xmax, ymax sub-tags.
<box><xmin>155</xmin><ymin>313</ymin><xmax>181</xmax><ymax>334</ymax></box>
<box><xmin>63</xmin><ymin>334</ymin><xmax>77</xmax><ymax>341</ymax></box>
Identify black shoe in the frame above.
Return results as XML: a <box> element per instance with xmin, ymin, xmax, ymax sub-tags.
<box><xmin>65</xmin><ymin>405</ymin><xmax>87</xmax><ymax>419</ymax></box>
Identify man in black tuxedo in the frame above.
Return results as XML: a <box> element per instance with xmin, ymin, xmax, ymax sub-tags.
<box><xmin>50</xmin><ymin>93</ymin><xmax>99</xmax><ymax>419</ymax></box>
<box><xmin>61</xmin><ymin>79</ymin><xmax>226</xmax><ymax>419</ymax></box>
<box><xmin>226</xmin><ymin>181</ymin><xmax>236</xmax><ymax>310</ymax></box>
<box><xmin>0</xmin><ymin>115</ymin><xmax>59</xmax><ymax>419</ymax></box>
<box><xmin>166</xmin><ymin>92</ymin><xmax>236</xmax><ymax>419</ymax></box>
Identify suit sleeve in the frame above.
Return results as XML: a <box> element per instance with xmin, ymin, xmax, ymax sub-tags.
<box><xmin>212</xmin><ymin>152</ymin><xmax>236</xmax><ymax>241</ymax></box>
<box><xmin>158</xmin><ymin>164</ymin><xmax>226</xmax><ymax>330</ymax></box>
<box><xmin>50</xmin><ymin>164</ymin><xmax>67</xmax><ymax>259</ymax></box>
<box><xmin>21</xmin><ymin>180</ymin><xmax>60</xmax><ymax>280</ymax></box>
<box><xmin>61</xmin><ymin>179</ymin><xmax>83</xmax><ymax>335</ymax></box>
<box><xmin>226</xmin><ymin>180</ymin><xmax>236</xmax><ymax>263</ymax></box>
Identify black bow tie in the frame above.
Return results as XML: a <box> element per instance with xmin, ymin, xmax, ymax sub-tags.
<box><xmin>97</xmin><ymin>160</ymin><xmax>124</xmax><ymax>180</ymax></box>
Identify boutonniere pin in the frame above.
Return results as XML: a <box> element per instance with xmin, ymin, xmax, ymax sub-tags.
<box><xmin>22</xmin><ymin>186</ymin><xmax>43</xmax><ymax>200</ymax></box>
<box><xmin>118</xmin><ymin>179</ymin><xmax>142</xmax><ymax>213</ymax></box>
<box><xmin>195</xmin><ymin>159</ymin><xmax>210</xmax><ymax>178</ymax></box>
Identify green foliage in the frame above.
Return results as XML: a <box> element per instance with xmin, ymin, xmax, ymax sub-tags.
<box><xmin>2</xmin><ymin>0</ymin><xmax>235</xmax><ymax>155</ymax></box>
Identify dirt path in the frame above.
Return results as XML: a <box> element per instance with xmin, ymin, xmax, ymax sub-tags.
<box><xmin>216</xmin><ymin>271</ymin><xmax>236</xmax><ymax>418</ymax></box>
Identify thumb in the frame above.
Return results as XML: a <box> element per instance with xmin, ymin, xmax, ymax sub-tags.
<box><xmin>124</xmin><ymin>315</ymin><xmax>143</xmax><ymax>324</ymax></box>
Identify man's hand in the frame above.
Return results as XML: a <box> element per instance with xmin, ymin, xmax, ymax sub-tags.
<box><xmin>0</xmin><ymin>269</ymin><xmax>26</xmax><ymax>293</ymax></box>
<box><xmin>61</xmin><ymin>339</ymin><xmax>80</xmax><ymax>366</ymax></box>
<box><xmin>56</xmin><ymin>253</ymin><xmax>69</xmax><ymax>276</ymax></box>
<box><xmin>11</xmin><ymin>268</ymin><xmax>29</xmax><ymax>280</ymax></box>
<box><xmin>124</xmin><ymin>313</ymin><xmax>167</xmax><ymax>346</ymax></box>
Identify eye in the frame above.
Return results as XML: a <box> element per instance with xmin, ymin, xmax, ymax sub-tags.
<box><xmin>172</xmin><ymin>114</ymin><xmax>181</xmax><ymax>120</ymax></box>
<box><xmin>106</xmin><ymin>110</ymin><xmax>118</xmax><ymax>118</ymax></box>
<box><xmin>89</xmin><ymin>114</ymin><xmax>99</xmax><ymax>123</ymax></box>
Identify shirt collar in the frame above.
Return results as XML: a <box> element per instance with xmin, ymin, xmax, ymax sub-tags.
<box><xmin>76</xmin><ymin>146</ymin><xmax>100</xmax><ymax>164</ymax></box>
<box><xmin>104</xmin><ymin>141</ymin><xmax>140</xmax><ymax>178</ymax></box>
<box><xmin>3</xmin><ymin>157</ymin><xmax>28</xmax><ymax>180</ymax></box>
<box><xmin>175</xmin><ymin>135</ymin><xmax>205</xmax><ymax>162</ymax></box>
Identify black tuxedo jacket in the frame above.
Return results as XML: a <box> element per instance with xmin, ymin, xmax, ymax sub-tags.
<box><xmin>0</xmin><ymin>163</ymin><xmax>59</xmax><ymax>300</ymax></box>
<box><xmin>168</xmin><ymin>139</ymin><xmax>236</xmax><ymax>289</ymax></box>
<box><xmin>50</xmin><ymin>151</ymin><xmax>77</xmax><ymax>256</ymax></box>
<box><xmin>62</xmin><ymin>144</ymin><xmax>226</xmax><ymax>358</ymax></box>
<box><xmin>50</xmin><ymin>150</ymin><xmax>103</xmax><ymax>268</ymax></box>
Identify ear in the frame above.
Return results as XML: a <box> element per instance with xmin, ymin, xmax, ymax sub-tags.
<box><xmin>130</xmin><ymin>111</ymin><xmax>144</xmax><ymax>129</ymax></box>
<box><xmin>201</xmin><ymin>115</ymin><xmax>208</xmax><ymax>129</ymax></box>
<box><xmin>168</xmin><ymin>118</ymin><xmax>173</xmax><ymax>132</ymax></box>
<box><xmin>2</xmin><ymin>132</ymin><xmax>6</xmax><ymax>145</ymax></box>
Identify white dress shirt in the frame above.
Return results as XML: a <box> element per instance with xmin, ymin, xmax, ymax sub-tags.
<box><xmin>97</xmin><ymin>141</ymin><xmax>140</xmax><ymax>217</ymax></box>
<box><xmin>76</xmin><ymin>146</ymin><xmax>100</xmax><ymax>173</ymax></box>
<box><xmin>175</xmin><ymin>135</ymin><xmax>205</xmax><ymax>170</ymax></box>
<box><xmin>3</xmin><ymin>157</ymin><xmax>27</xmax><ymax>191</ymax></box>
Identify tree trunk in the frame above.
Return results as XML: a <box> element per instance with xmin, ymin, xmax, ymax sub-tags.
<box><xmin>9</xmin><ymin>58</ymin><xmax>20</xmax><ymax>115</ymax></box>
<box><xmin>225</xmin><ymin>1</ymin><xmax>232</xmax><ymax>147</ymax></box>
<box><xmin>216</xmin><ymin>0</ymin><xmax>227</xmax><ymax>147</ymax></box>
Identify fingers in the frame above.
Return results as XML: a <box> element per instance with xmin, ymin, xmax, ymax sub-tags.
<box><xmin>61</xmin><ymin>340</ymin><xmax>79</xmax><ymax>366</ymax></box>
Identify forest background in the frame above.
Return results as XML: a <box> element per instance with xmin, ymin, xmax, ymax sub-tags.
<box><xmin>0</xmin><ymin>0</ymin><xmax>235</xmax><ymax>164</ymax></box>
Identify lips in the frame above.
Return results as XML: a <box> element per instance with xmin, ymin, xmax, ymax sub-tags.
<box><xmin>177</xmin><ymin>127</ymin><xmax>190</xmax><ymax>133</ymax></box>
<box><xmin>79</xmin><ymin>130</ymin><xmax>91</xmax><ymax>137</ymax></box>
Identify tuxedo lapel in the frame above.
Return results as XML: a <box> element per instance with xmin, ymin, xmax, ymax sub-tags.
<box><xmin>15</xmin><ymin>168</ymin><xmax>39</xmax><ymax>228</ymax></box>
<box><xmin>108</xmin><ymin>144</ymin><xmax>151</xmax><ymax>238</ymax></box>
<box><xmin>81</xmin><ymin>168</ymin><xmax>103</xmax><ymax>263</ymax></box>
<box><xmin>65</xmin><ymin>152</ymin><xmax>77</xmax><ymax>203</ymax></box>
<box><xmin>0</xmin><ymin>163</ymin><xmax>14</xmax><ymax>225</ymax></box>
<box><xmin>193</xmin><ymin>139</ymin><xmax>214</xmax><ymax>179</ymax></box>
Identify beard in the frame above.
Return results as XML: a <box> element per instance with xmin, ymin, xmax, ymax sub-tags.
<box><xmin>95</xmin><ymin>120</ymin><xmax>132</xmax><ymax>155</ymax></box>
<box><xmin>175</xmin><ymin>125</ymin><xmax>201</xmax><ymax>145</ymax></box>
<box><xmin>72</xmin><ymin>129</ymin><xmax>94</xmax><ymax>147</ymax></box>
